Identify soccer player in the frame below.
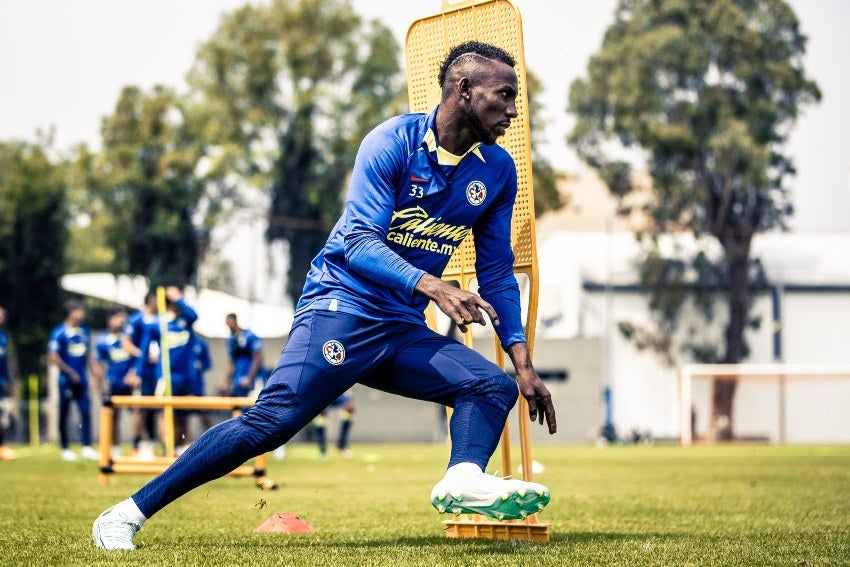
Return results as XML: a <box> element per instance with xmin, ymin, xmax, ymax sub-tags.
<box><xmin>188</xmin><ymin>335</ymin><xmax>213</xmax><ymax>435</ymax></box>
<box><xmin>312</xmin><ymin>392</ymin><xmax>355</xmax><ymax>460</ymax></box>
<box><xmin>123</xmin><ymin>293</ymin><xmax>159</xmax><ymax>456</ymax></box>
<box><xmin>0</xmin><ymin>306</ymin><xmax>16</xmax><ymax>461</ymax></box>
<box><xmin>95</xmin><ymin>308</ymin><xmax>137</xmax><ymax>458</ymax></box>
<box><xmin>93</xmin><ymin>42</ymin><xmax>557</xmax><ymax>550</ymax></box>
<box><xmin>137</xmin><ymin>286</ymin><xmax>199</xmax><ymax>454</ymax></box>
<box><xmin>220</xmin><ymin>313</ymin><xmax>266</xmax><ymax>398</ymax></box>
<box><xmin>48</xmin><ymin>300</ymin><xmax>100</xmax><ymax>461</ymax></box>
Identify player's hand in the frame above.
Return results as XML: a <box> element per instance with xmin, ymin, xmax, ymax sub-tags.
<box><xmin>69</xmin><ymin>371</ymin><xmax>81</xmax><ymax>384</ymax></box>
<box><xmin>125</xmin><ymin>374</ymin><xmax>141</xmax><ymax>389</ymax></box>
<box><xmin>507</xmin><ymin>342</ymin><xmax>556</xmax><ymax>434</ymax></box>
<box><xmin>415</xmin><ymin>273</ymin><xmax>499</xmax><ymax>333</ymax></box>
<box><xmin>165</xmin><ymin>286</ymin><xmax>182</xmax><ymax>302</ymax></box>
<box><xmin>516</xmin><ymin>368</ymin><xmax>557</xmax><ymax>434</ymax></box>
<box><xmin>239</xmin><ymin>377</ymin><xmax>251</xmax><ymax>390</ymax></box>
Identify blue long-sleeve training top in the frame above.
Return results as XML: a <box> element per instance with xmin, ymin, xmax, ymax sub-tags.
<box><xmin>298</xmin><ymin>106</ymin><xmax>525</xmax><ymax>349</ymax></box>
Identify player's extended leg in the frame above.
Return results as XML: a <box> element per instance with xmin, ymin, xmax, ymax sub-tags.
<box><xmin>361</xmin><ymin>327</ymin><xmax>550</xmax><ymax>521</ymax></box>
<box><xmin>92</xmin><ymin>310</ymin><xmax>383</xmax><ymax>550</ymax></box>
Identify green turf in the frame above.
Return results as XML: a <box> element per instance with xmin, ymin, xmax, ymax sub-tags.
<box><xmin>1</xmin><ymin>443</ymin><xmax>848</xmax><ymax>566</ymax></box>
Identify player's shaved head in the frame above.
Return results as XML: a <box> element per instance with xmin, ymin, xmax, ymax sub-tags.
<box><xmin>438</xmin><ymin>41</ymin><xmax>515</xmax><ymax>88</ymax></box>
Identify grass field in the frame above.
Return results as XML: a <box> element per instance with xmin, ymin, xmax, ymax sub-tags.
<box><xmin>1</xmin><ymin>443</ymin><xmax>848</xmax><ymax>566</ymax></box>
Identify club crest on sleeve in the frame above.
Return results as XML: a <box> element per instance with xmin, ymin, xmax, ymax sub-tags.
<box><xmin>466</xmin><ymin>180</ymin><xmax>487</xmax><ymax>206</ymax></box>
<box><xmin>322</xmin><ymin>340</ymin><xmax>346</xmax><ymax>365</ymax></box>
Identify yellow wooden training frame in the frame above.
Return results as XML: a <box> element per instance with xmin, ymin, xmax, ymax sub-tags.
<box><xmin>97</xmin><ymin>395</ymin><xmax>271</xmax><ymax>487</ymax></box>
<box><xmin>407</xmin><ymin>0</ymin><xmax>548</xmax><ymax>542</ymax></box>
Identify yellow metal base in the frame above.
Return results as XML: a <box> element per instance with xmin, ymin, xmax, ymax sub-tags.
<box><xmin>442</xmin><ymin>519</ymin><xmax>551</xmax><ymax>543</ymax></box>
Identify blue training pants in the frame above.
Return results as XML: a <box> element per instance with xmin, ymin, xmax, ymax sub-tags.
<box><xmin>58</xmin><ymin>383</ymin><xmax>91</xmax><ymax>449</ymax></box>
<box><xmin>132</xmin><ymin>310</ymin><xmax>519</xmax><ymax>518</ymax></box>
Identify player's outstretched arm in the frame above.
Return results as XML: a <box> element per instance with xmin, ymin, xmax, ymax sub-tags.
<box><xmin>414</xmin><ymin>273</ymin><xmax>500</xmax><ymax>333</ymax></box>
<box><xmin>506</xmin><ymin>342</ymin><xmax>557</xmax><ymax>434</ymax></box>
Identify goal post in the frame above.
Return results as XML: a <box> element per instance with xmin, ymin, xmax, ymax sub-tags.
<box><xmin>679</xmin><ymin>363</ymin><xmax>850</xmax><ymax>445</ymax></box>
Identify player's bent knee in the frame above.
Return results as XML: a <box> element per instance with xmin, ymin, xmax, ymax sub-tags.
<box><xmin>468</xmin><ymin>371</ymin><xmax>519</xmax><ymax>412</ymax></box>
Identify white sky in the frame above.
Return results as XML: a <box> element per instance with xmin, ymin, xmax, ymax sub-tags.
<box><xmin>1</xmin><ymin>0</ymin><xmax>847</xmax><ymax>232</ymax></box>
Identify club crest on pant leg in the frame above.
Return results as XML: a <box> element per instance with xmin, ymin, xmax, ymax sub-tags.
<box><xmin>322</xmin><ymin>340</ymin><xmax>345</xmax><ymax>365</ymax></box>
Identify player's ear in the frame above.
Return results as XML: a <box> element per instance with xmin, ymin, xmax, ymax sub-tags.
<box><xmin>457</xmin><ymin>76</ymin><xmax>472</xmax><ymax>102</ymax></box>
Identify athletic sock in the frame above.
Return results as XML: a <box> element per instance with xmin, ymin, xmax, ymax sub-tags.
<box><xmin>444</xmin><ymin>462</ymin><xmax>483</xmax><ymax>480</ymax></box>
<box><xmin>115</xmin><ymin>498</ymin><xmax>147</xmax><ymax>526</ymax></box>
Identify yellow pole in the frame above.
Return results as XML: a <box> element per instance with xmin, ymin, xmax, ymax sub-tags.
<box><xmin>156</xmin><ymin>286</ymin><xmax>175</xmax><ymax>456</ymax></box>
<box><xmin>28</xmin><ymin>373</ymin><xmax>39</xmax><ymax>447</ymax></box>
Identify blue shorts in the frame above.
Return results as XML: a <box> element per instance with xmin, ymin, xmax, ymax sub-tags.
<box><xmin>245</xmin><ymin>309</ymin><xmax>513</xmax><ymax>436</ymax></box>
<box><xmin>140</xmin><ymin>371</ymin><xmax>158</xmax><ymax>397</ymax></box>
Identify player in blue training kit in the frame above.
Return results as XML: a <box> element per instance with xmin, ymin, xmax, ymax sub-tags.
<box><xmin>95</xmin><ymin>308</ymin><xmax>137</xmax><ymax>458</ymax></box>
<box><xmin>0</xmin><ymin>306</ymin><xmax>16</xmax><ymax>460</ymax></box>
<box><xmin>136</xmin><ymin>286</ymin><xmax>199</xmax><ymax>453</ymax></box>
<box><xmin>49</xmin><ymin>300</ymin><xmax>100</xmax><ymax>462</ymax></box>
<box><xmin>188</xmin><ymin>335</ymin><xmax>213</xmax><ymax>436</ymax></box>
<box><xmin>123</xmin><ymin>293</ymin><xmax>159</xmax><ymax>454</ymax></box>
<box><xmin>222</xmin><ymin>313</ymin><xmax>267</xmax><ymax>398</ymax></box>
<box><xmin>94</xmin><ymin>41</ymin><xmax>557</xmax><ymax>550</ymax></box>
<box><xmin>312</xmin><ymin>391</ymin><xmax>355</xmax><ymax>460</ymax></box>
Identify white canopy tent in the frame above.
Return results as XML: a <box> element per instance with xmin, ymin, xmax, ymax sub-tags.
<box><xmin>60</xmin><ymin>273</ymin><xmax>293</xmax><ymax>338</ymax></box>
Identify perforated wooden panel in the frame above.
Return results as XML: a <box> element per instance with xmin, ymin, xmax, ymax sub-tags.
<box><xmin>405</xmin><ymin>0</ymin><xmax>536</xmax><ymax>281</ymax></box>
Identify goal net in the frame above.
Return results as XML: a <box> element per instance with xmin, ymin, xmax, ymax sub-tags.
<box><xmin>679</xmin><ymin>363</ymin><xmax>850</xmax><ymax>445</ymax></box>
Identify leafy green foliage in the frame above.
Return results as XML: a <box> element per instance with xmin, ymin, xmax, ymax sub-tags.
<box><xmin>188</xmin><ymin>0</ymin><xmax>405</xmax><ymax>306</ymax></box>
<box><xmin>0</xmin><ymin>141</ymin><xmax>67</xmax><ymax>379</ymax></box>
<box><xmin>71</xmin><ymin>86</ymin><xmax>205</xmax><ymax>287</ymax></box>
<box><xmin>569</xmin><ymin>0</ymin><xmax>820</xmax><ymax>440</ymax></box>
<box><xmin>568</xmin><ymin>0</ymin><xmax>819</xmax><ymax>436</ymax></box>
<box><xmin>526</xmin><ymin>70</ymin><xmax>566</xmax><ymax>216</ymax></box>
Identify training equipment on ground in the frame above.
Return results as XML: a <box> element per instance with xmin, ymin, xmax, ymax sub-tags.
<box><xmin>408</xmin><ymin>0</ymin><xmax>549</xmax><ymax>542</ymax></box>
<box><xmin>254</xmin><ymin>513</ymin><xmax>313</xmax><ymax>534</ymax></box>
<box><xmin>97</xmin><ymin>395</ymin><xmax>271</xmax><ymax>485</ymax></box>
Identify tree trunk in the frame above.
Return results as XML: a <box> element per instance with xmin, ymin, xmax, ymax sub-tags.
<box><xmin>713</xmin><ymin>233</ymin><xmax>753</xmax><ymax>440</ymax></box>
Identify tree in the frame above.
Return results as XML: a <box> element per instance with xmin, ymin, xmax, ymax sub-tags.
<box><xmin>187</xmin><ymin>0</ymin><xmax>405</xmax><ymax>306</ymax></box>
<box><xmin>88</xmin><ymin>85</ymin><xmax>204</xmax><ymax>286</ymax></box>
<box><xmin>568</xmin><ymin>0</ymin><xmax>820</xmax><ymax>438</ymax></box>
<box><xmin>526</xmin><ymin>70</ymin><xmax>565</xmax><ymax>216</ymax></box>
<box><xmin>0</xmin><ymin>140</ymin><xmax>67</xmax><ymax>380</ymax></box>
<box><xmin>64</xmin><ymin>144</ymin><xmax>118</xmax><ymax>274</ymax></box>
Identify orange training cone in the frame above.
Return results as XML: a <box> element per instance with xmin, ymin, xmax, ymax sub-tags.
<box><xmin>254</xmin><ymin>512</ymin><xmax>313</xmax><ymax>534</ymax></box>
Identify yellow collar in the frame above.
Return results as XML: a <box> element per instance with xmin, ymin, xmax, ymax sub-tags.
<box><xmin>423</xmin><ymin>128</ymin><xmax>485</xmax><ymax>165</ymax></box>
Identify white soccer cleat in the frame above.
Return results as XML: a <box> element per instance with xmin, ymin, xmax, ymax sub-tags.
<box><xmin>430</xmin><ymin>470</ymin><xmax>550</xmax><ymax>521</ymax></box>
<box><xmin>92</xmin><ymin>505</ymin><xmax>141</xmax><ymax>550</ymax></box>
<box><xmin>81</xmin><ymin>445</ymin><xmax>99</xmax><ymax>461</ymax></box>
<box><xmin>60</xmin><ymin>449</ymin><xmax>78</xmax><ymax>461</ymax></box>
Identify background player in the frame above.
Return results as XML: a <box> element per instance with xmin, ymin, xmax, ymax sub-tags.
<box><xmin>189</xmin><ymin>334</ymin><xmax>213</xmax><ymax>436</ymax></box>
<box><xmin>220</xmin><ymin>313</ymin><xmax>266</xmax><ymax>398</ymax></box>
<box><xmin>93</xmin><ymin>42</ymin><xmax>556</xmax><ymax>550</ymax></box>
<box><xmin>95</xmin><ymin>307</ymin><xmax>137</xmax><ymax>458</ymax></box>
<box><xmin>0</xmin><ymin>306</ymin><xmax>15</xmax><ymax>461</ymax></box>
<box><xmin>137</xmin><ymin>286</ymin><xmax>198</xmax><ymax>455</ymax></box>
<box><xmin>312</xmin><ymin>392</ymin><xmax>355</xmax><ymax>460</ymax></box>
<box><xmin>123</xmin><ymin>293</ymin><xmax>159</xmax><ymax>457</ymax></box>
<box><xmin>48</xmin><ymin>300</ymin><xmax>100</xmax><ymax>461</ymax></box>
